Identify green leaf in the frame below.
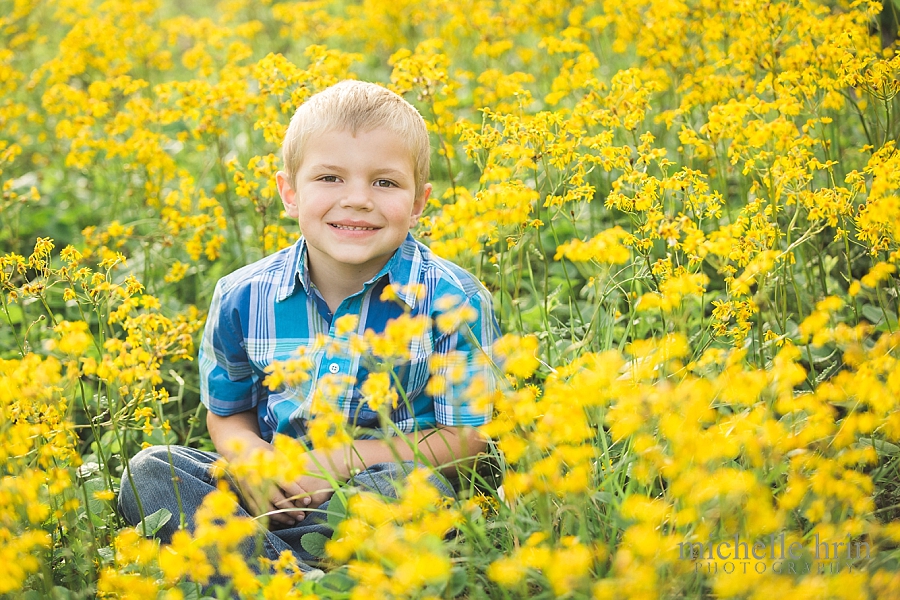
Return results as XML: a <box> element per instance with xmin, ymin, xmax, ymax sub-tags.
<box><xmin>144</xmin><ymin>426</ymin><xmax>178</xmax><ymax>446</ymax></box>
<box><xmin>315</xmin><ymin>568</ymin><xmax>355</xmax><ymax>593</ymax></box>
<box><xmin>88</xmin><ymin>510</ymin><xmax>107</xmax><ymax>528</ymax></box>
<box><xmin>300</xmin><ymin>531</ymin><xmax>330</xmax><ymax>558</ymax></box>
<box><xmin>326</xmin><ymin>492</ymin><xmax>349</xmax><ymax>528</ymax></box>
<box><xmin>97</xmin><ymin>546</ymin><xmax>115</xmax><ymax>565</ymax></box>
<box><xmin>23</xmin><ymin>589</ymin><xmax>72</xmax><ymax>600</ymax></box>
<box><xmin>51</xmin><ymin>587</ymin><xmax>73</xmax><ymax>600</ymax></box>
<box><xmin>861</xmin><ymin>303</ymin><xmax>885</xmax><ymax>325</ymax></box>
<box><xmin>134</xmin><ymin>508</ymin><xmax>172</xmax><ymax>536</ymax></box>
<box><xmin>592</xmin><ymin>491</ymin><xmax>614</xmax><ymax>504</ymax></box>
<box><xmin>857</xmin><ymin>438</ymin><xmax>900</xmax><ymax>457</ymax></box>
<box><xmin>1</xmin><ymin>303</ymin><xmax>23</xmax><ymax>325</ymax></box>
<box><xmin>446</xmin><ymin>566</ymin><xmax>468</xmax><ymax>597</ymax></box>
<box><xmin>92</xmin><ymin>430</ymin><xmax>120</xmax><ymax>456</ymax></box>
<box><xmin>175</xmin><ymin>581</ymin><xmax>205</xmax><ymax>600</ymax></box>
<box><xmin>81</xmin><ymin>475</ymin><xmax>113</xmax><ymax>522</ymax></box>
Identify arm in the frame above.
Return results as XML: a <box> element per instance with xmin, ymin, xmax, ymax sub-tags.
<box><xmin>207</xmin><ymin>408</ymin><xmax>269</xmax><ymax>459</ymax></box>
<box><xmin>210</xmin><ymin>410</ymin><xmax>485</xmax><ymax>523</ymax></box>
<box><xmin>207</xmin><ymin>410</ymin><xmax>323</xmax><ymax>526</ymax></box>
<box><xmin>310</xmin><ymin>424</ymin><xmax>487</xmax><ymax>482</ymax></box>
<box><xmin>201</xmin><ymin>281</ymin><xmax>319</xmax><ymax>525</ymax></box>
<box><xmin>299</xmin><ymin>287</ymin><xmax>496</xmax><ymax>486</ymax></box>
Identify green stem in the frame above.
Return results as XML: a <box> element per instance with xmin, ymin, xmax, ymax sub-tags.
<box><xmin>77</xmin><ymin>471</ymin><xmax>99</xmax><ymax>583</ymax></box>
<box><xmin>0</xmin><ymin>290</ymin><xmax>25</xmax><ymax>355</ymax></box>
<box><xmin>523</xmin><ymin>233</ymin><xmax>555</xmax><ymax>365</ymax></box>
<box><xmin>548</xmin><ymin>215</ymin><xmax>586</xmax><ymax>326</ymax></box>
<box><xmin>216</xmin><ymin>137</ymin><xmax>247</xmax><ymax>264</ymax></box>
<box><xmin>77</xmin><ymin>377</ymin><xmax>116</xmax><ymax>495</ymax></box>
<box><xmin>843</xmin><ymin>226</ymin><xmax>860</xmax><ymax>326</ymax></box>
<box><xmin>644</xmin><ymin>252</ymin><xmax>668</xmax><ymax>334</ymax></box>
<box><xmin>842</xmin><ymin>90</ymin><xmax>875</xmax><ymax>149</ymax></box>
<box><xmin>37</xmin><ymin>292</ymin><xmax>60</xmax><ymax>327</ymax></box>
<box><xmin>875</xmin><ymin>277</ymin><xmax>895</xmax><ymax>334</ymax></box>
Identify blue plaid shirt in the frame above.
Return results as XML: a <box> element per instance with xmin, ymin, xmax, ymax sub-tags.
<box><xmin>199</xmin><ymin>233</ymin><xmax>498</xmax><ymax>443</ymax></box>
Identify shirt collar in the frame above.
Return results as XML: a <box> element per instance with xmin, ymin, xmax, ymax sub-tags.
<box><xmin>276</xmin><ymin>233</ymin><xmax>422</xmax><ymax>310</ymax></box>
<box><xmin>386</xmin><ymin>233</ymin><xmax>422</xmax><ymax>310</ymax></box>
<box><xmin>275</xmin><ymin>238</ymin><xmax>307</xmax><ymax>302</ymax></box>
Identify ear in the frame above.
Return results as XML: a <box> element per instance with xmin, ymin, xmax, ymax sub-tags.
<box><xmin>409</xmin><ymin>183</ymin><xmax>431</xmax><ymax>228</ymax></box>
<box><xmin>276</xmin><ymin>171</ymin><xmax>299</xmax><ymax>219</ymax></box>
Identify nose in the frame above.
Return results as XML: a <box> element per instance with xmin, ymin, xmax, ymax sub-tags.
<box><xmin>340</xmin><ymin>181</ymin><xmax>374</xmax><ymax>210</ymax></box>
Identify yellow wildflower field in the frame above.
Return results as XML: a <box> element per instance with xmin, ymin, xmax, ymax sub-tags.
<box><xmin>2</xmin><ymin>0</ymin><xmax>900</xmax><ymax>598</ymax></box>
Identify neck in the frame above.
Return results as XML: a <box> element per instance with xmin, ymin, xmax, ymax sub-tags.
<box><xmin>307</xmin><ymin>258</ymin><xmax>387</xmax><ymax>313</ymax></box>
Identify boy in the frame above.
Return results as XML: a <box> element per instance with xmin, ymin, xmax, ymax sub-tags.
<box><xmin>118</xmin><ymin>80</ymin><xmax>499</xmax><ymax>575</ymax></box>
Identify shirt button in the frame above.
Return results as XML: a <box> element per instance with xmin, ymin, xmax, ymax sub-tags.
<box><xmin>328</xmin><ymin>363</ymin><xmax>340</xmax><ymax>374</ymax></box>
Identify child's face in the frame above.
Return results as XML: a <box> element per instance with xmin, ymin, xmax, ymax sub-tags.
<box><xmin>276</xmin><ymin>127</ymin><xmax>431</xmax><ymax>281</ymax></box>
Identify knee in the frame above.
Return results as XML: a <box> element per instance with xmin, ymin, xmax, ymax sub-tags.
<box><xmin>117</xmin><ymin>446</ymin><xmax>178</xmax><ymax>525</ymax></box>
<box><xmin>121</xmin><ymin>445</ymin><xmax>174</xmax><ymax>483</ymax></box>
<box><xmin>351</xmin><ymin>462</ymin><xmax>455</xmax><ymax>499</ymax></box>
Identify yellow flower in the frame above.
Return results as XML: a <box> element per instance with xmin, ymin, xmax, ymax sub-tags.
<box><xmin>555</xmin><ymin>225</ymin><xmax>631</xmax><ymax>264</ymax></box>
<box><xmin>334</xmin><ymin>313</ymin><xmax>359</xmax><ymax>337</ymax></box>
<box><xmin>861</xmin><ymin>261</ymin><xmax>896</xmax><ymax>288</ymax></box>
<box><xmin>361</xmin><ymin>371</ymin><xmax>398</xmax><ymax>412</ymax></box>
<box><xmin>390</xmin><ymin>551</ymin><xmax>451</xmax><ymax>594</ymax></box>
<box><xmin>53</xmin><ymin>320</ymin><xmax>92</xmax><ymax>355</ymax></box>
<box><xmin>493</xmin><ymin>334</ymin><xmax>539</xmax><ymax>378</ymax></box>
<box><xmin>158</xmin><ymin>531</ymin><xmax>214</xmax><ymax>584</ymax></box>
<box><xmin>486</xmin><ymin>556</ymin><xmax>525</xmax><ymax>587</ymax></box>
<box><xmin>92</xmin><ymin>489</ymin><xmax>115</xmax><ymax>502</ymax></box>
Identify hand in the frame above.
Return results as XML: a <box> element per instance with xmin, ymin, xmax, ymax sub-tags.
<box><xmin>207</xmin><ymin>411</ymin><xmax>340</xmax><ymax>527</ymax></box>
<box><xmin>231</xmin><ymin>471</ymin><xmax>306</xmax><ymax>528</ymax></box>
<box><xmin>287</xmin><ymin>473</ymin><xmax>335</xmax><ymax>513</ymax></box>
<box><xmin>232</xmin><ymin>466</ymin><xmax>335</xmax><ymax>529</ymax></box>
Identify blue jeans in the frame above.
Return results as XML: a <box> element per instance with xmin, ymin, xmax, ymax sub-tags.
<box><xmin>117</xmin><ymin>445</ymin><xmax>455</xmax><ymax>579</ymax></box>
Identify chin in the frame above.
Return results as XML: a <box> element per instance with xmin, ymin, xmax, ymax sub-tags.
<box><xmin>336</xmin><ymin>255</ymin><xmax>380</xmax><ymax>267</ymax></box>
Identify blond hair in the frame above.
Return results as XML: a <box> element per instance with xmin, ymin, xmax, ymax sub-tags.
<box><xmin>282</xmin><ymin>80</ymin><xmax>431</xmax><ymax>198</ymax></box>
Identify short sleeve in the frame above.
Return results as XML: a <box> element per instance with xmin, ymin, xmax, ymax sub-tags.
<box><xmin>199</xmin><ymin>279</ymin><xmax>267</xmax><ymax>415</ymax></box>
<box><xmin>429</xmin><ymin>287</ymin><xmax>500</xmax><ymax>427</ymax></box>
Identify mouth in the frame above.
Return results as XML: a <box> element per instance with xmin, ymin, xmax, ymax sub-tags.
<box><xmin>329</xmin><ymin>223</ymin><xmax>379</xmax><ymax>231</ymax></box>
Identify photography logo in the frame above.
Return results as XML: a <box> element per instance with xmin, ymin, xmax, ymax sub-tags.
<box><xmin>678</xmin><ymin>533</ymin><xmax>870</xmax><ymax>575</ymax></box>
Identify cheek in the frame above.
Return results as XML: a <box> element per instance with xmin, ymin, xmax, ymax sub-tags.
<box><xmin>382</xmin><ymin>198</ymin><xmax>417</xmax><ymax>222</ymax></box>
<box><xmin>297</xmin><ymin>194</ymin><xmax>332</xmax><ymax>218</ymax></box>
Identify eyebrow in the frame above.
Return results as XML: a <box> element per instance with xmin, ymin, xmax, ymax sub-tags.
<box><xmin>370</xmin><ymin>168</ymin><xmax>409</xmax><ymax>178</ymax></box>
<box><xmin>309</xmin><ymin>164</ymin><xmax>346</xmax><ymax>172</ymax></box>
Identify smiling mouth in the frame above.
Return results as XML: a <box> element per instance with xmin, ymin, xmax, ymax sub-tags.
<box><xmin>330</xmin><ymin>224</ymin><xmax>378</xmax><ymax>231</ymax></box>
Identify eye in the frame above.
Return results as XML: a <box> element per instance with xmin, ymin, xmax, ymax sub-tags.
<box><xmin>318</xmin><ymin>175</ymin><xmax>340</xmax><ymax>183</ymax></box>
<box><xmin>374</xmin><ymin>179</ymin><xmax>397</xmax><ymax>188</ymax></box>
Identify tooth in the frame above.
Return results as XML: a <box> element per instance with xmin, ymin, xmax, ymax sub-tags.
<box><xmin>333</xmin><ymin>224</ymin><xmax>374</xmax><ymax>230</ymax></box>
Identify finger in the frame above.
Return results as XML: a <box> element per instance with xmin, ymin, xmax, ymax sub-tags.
<box><xmin>308</xmin><ymin>488</ymin><xmax>334</xmax><ymax>509</ymax></box>
<box><xmin>244</xmin><ymin>491</ymin><xmax>270</xmax><ymax>520</ymax></box>
<box><xmin>280</xmin><ymin>482</ymin><xmax>312</xmax><ymax>508</ymax></box>
<box><xmin>232</xmin><ymin>477</ymin><xmax>265</xmax><ymax>517</ymax></box>
<box><xmin>267</xmin><ymin>506</ymin><xmax>297</xmax><ymax>526</ymax></box>
<box><xmin>268</xmin><ymin>490</ymin><xmax>303</xmax><ymax>525</ymax></box>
